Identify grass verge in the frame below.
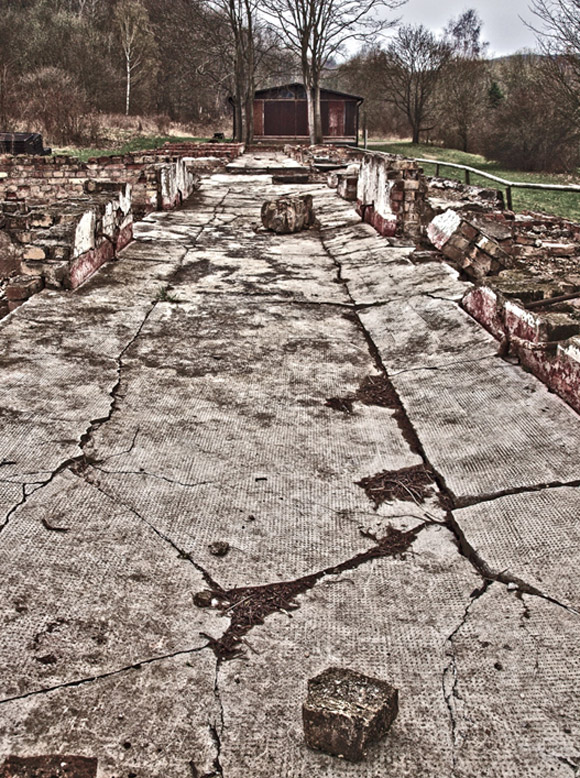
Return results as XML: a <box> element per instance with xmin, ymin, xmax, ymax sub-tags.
<box><xmin>369</xmin><ymin>140</ymin><xmax>580</xmax><ymax>222</ymax></box>
<box><xmin>54</xmin><ymin>135</ymin><xmax>213</xmax><ymax>163</ymax></box>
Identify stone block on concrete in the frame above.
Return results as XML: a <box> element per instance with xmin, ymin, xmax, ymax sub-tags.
<box><xmin>303</xmin><ymin>667</ymin><xmax>398</xmax><ymax>761</ymax></box>
<box><xmin>261</xmin><ymin>194</ymin><xmax>316</xmax><ymax>234</ymax></box>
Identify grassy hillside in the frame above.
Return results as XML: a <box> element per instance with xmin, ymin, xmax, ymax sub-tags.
<box><xmin>369</xmin><ymin>141</ymin><xmax>580</xmax><ymax>222</ymax></box>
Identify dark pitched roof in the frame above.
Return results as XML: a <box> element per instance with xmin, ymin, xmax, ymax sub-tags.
<box><xmin>254</xmin><ymin>83</ymin><xmax>363</xmax><ymax>102</ymax></box>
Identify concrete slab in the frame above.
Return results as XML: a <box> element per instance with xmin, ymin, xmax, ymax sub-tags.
<box><xmin>217</xmin><ymin>527</ymin><xmax>482</xmax><ymax>777</ymax></box>
<box><xmin>453</xmin><ymin>487</ymin><xmax>580</xmax><ymax>609</ymax></box>
<box><xmin>449</xmin><ymin>585</ymin><xmax>580</xmax><ymax>777</ymax></box>
<box><xmin>90</xmin><ymin>468</ymin><xmax>438</xmax><ymax>590</ymax></box>
<box><xmin>0</xmin><ymin>650</ymin><xmax>219</xmax><ymax>778</ymax></box>
<box><xmin>392</xmin><ymin>359</ymin><xmax>580</xmax><ymax>502</ymax></box>
<box><xmin>226</xmin><ymin>153</ymin><xmax>308</xmax><ymax>175</ymax></box>
<box><xmin>0</xmin><ymin>471</ymin><xmax>222</xmax><ymax>699</ymax></box>
<box><xmin>1</xmin><ymin>151</ymin><xmax>579</xmax><ymax>777</ymax></box>
<box><xmin>360</xmin><ymin>296</ymin><xmax>498</xmax><ymax>373</ymax></box>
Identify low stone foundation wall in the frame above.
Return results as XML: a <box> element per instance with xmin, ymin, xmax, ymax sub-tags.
<box><xmin>356</xmin><ymin>152</ymin><xmax>427</xmax><ymax>240</ymax></box>
<box><xmin>0</xmin><ymin>143</ymin><xmax>239</xmax><ymax>315</ymax></box>
<box><xmin>0</xmin><ymin>153</ymin><xmax>202</xmax><ymax>218</ymax></box>
<box><xmin>1</xmin><ymin>183</ymin><xmax>133</xmax><ymax>315</ymax></box>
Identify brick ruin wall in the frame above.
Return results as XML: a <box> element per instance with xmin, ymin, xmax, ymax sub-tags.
<box><xmin>310</xmin><ymin>145</ymin><xmax>580</xmax><ymax>415</ymax></box>
<box><xmin>0</xmin><ymin>142</ymin><xmax>244</xmax><ymax>217</ymax></box>
<box><xmin>0</xmin><ymin>142</ymin><xmax>244</xmax><ymax>315</ymax></box>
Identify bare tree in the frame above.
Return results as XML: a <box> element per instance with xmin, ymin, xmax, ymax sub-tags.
<box><xmin>444</xmin><ymin>8</ymin><xmax>487</xmax><ymax>58</ymax></box>
<box><xmin>263</xmin><ymin>0</ymin><xmax>403</xmax><ymax>144</ymax></box>
<box><xmin>528</xmin><ymin>0</ymin><xmax>580</xmax><ymax>121</ymax></box>
<box><xmin>205</xmin><ymin>0</ymin><xmax>263</xmax><ymax>144</ymax></box>
<box><xmin>114</xmin><ymin>0</ymin><xmax>158</xmax><ymax>115</ymax></box>
<box><xmin>437</xmin><ymin>10</ymin><xmax>489</xmax><ymax>152</ymax></box>
<box><xmin>383</xmin><ymin>25</ymin><xmax>451</xmax><ymax>144</ymax></box>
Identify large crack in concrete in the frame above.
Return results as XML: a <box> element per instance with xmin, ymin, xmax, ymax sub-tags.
<box><xmin>442</xmin><ymin>579</ymin><xmax>493</xmax><ymax>776</ymax></box>
<box><xmin>0</xmin><ymin>296</ymin><xmax>161</xmax><ymax>534</ymax></box>
<box><xmin>0</xmin><ymin>645</ymin><xmax>209</xmax><ymax>707</ymax></box>
<box><xmin>3</xmin><ymin>170</ymin><xmax>578</xmax><ymax>776</ymax></box>
<box><xmin>0</xmin><ymin>191</ymin><xmax>233</xmax><ymax>535</ymax></box>
<box><xmin>319</xmin><ymin>229</ymin><xmax>580</xmax><ymax>620</ymax></box>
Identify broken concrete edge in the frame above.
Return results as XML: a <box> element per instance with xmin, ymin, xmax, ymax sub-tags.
<box><xmin>463</xmin><ymin>285</ymin><xmax>580</xmax><ymax>413</ymax></box>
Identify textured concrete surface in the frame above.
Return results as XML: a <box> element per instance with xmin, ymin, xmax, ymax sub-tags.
<box><xmin>1</xmin><ymin>154</ymin><xmax>579</xmax><ymax>777</ymax></box>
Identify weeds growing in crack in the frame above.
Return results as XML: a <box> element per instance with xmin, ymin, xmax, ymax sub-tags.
<box><xmin>153</xmin><ymin>285</ymin><xmax>181</xmax><ymax>304</ymax></box>
<box><xmin>319</xmin><ymin>232</ymin><xmax>579</xmax><ymax>617</ymax></box>
<box><xmin>356</xmin><ymin>465</ymin><xmax>435</xmax><ymax>508</ymax></box>
<box><xmin>199</xmin><ymin>525</ymin><xmax>422</xmax><ymax>661</ymax></box>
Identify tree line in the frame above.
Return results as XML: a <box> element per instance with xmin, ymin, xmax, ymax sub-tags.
<box><xmin>1</xmin><ymin>0</ymin><xmax>579</xmax><ymax>172</ymax></box>
<box><xmin>338</xmin><ymin>5</ymin><xmax>580</xmax><ymax>172</ymax></box>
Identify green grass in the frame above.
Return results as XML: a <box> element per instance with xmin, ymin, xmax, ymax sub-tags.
<box><xmin>369</xmin><ymin>140</ymin><xmax>580</xmax><ymax>222</ymax></box>
<box><xmin>55</xmin><ymin>135</ymin><xmax>213</xmax><ymax>162</ymax></box>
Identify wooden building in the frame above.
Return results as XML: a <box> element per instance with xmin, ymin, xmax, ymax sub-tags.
<box><xmin>248</xmin><ymin>83</ymin><xmax>363</xmax><ymax>145</ymax></box>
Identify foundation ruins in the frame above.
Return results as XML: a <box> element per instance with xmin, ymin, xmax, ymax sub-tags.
<box><xmin>0</xmin><ymin>142</ymin><xmax>243</xmax><ymax>315</ymax></box>
<box><xmin>290</xmin><ymin>144</ymin><xmax>580</xmax><ymax>416</ymax></box>
<box><xmin>1</xmin><ymin>139</ymin><xmax>579</xmax><ymax>413</ymax></box>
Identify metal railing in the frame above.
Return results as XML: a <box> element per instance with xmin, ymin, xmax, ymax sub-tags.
<box><xmin>414</xmin><ymin>157</ymin><xmax>580</xmax><ymax>211</ymax></box>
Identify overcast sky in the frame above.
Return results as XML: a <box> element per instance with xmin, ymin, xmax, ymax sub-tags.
<box><xmin>392</xmin><ymin>0</ymin><xmax>538</xmax><ymax>56</ymax></box>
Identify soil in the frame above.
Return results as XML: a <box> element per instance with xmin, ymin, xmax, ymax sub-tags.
<box><xmin>0</xmin><ymin>755</ymin><xmax>98</xmax><ymax>778</ymax></box>
<box><xmin>356</xmin><ymin>465</ymin><xmax>435</xmax><ymax>507</ymax></box>
<box><xmin>201</xmin><ymin>526</ymin><xmax>420</xmax><ymax>661</ymax></box>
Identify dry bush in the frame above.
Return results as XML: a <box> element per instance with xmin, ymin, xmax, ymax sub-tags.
<box><xmin>482</xmin><ymin>56</ymin><xmax>580</xmax><ymax>172</ymax></box>
<box><xmin>16</xmin><ymin>67</ymin><xmax>98</xmax><ymax>146</ymax></box>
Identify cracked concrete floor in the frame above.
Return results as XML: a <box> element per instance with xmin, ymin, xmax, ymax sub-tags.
<box><xmin>1</xmin><ymin>154</ymin><xmax>579</xmax><ymax>777</ymax></box>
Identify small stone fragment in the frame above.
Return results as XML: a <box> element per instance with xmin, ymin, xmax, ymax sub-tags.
<box><xmin>208</xmin><ymin>541</ymin><xmax>230</xmax><ymax>557</ymax></box>
<box><xmin>193</xmin><ymin>590</ymin><xmax>214</xmax><ymax>608</ymax></box>
<box><xmin>303</xmin><ymin>667</ymin><xmax>398</xmax><ymax>762</ymax></box>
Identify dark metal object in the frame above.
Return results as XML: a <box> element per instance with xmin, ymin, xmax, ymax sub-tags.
<box><xmin>0</xmin><ymin>132</ymin><xmax>52</xmax><ymax>156</ymax></box>
<box><xmin>527</xmin><ymin>292</ymin><xmax>580</xmax><ymax>309</ymax></box>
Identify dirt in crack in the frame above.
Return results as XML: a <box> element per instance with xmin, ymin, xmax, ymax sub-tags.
<box><xmin>199</xmin><ymin>526</ymin><xmax>420</xmax><ymax>661</ymax></box>
<box><xmin>356</xmin><ymin>464</ymin><xmax>435</xmax><ymax>508</ymax></box>
<box><xmin>325</xmin><ymin>373</ymin><xmax>422</xmax><ymax>455</ymax></box>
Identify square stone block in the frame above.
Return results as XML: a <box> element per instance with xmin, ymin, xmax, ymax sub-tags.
<box><xmin>303</xmin><ymin>667</ymin><xmax>398</xmax><ymax>762</ymax></box>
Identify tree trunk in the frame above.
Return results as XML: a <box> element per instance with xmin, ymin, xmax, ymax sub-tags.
<box><xmin>244</xmin><ymin>88</ymin><xmax>254</xmax><ymax>146</ymax></box>
<box><xmin>125</xmin><ymin>57</ymin><xmax>131</xmax><ymax>115</ymax></box>
<box><xmin>412</xmin><ymin>125</ymin><xmax>420</xmax><ymax>144</ymax></box>
<box><xmin>312</xmin><ymin>82</ymin><xmax>323</xmax><ymax>144</ymax></box>
<box><xmin>306</xmin><ymin>84</ymin><xmax>316</xmax><ymax>145</ymax></box>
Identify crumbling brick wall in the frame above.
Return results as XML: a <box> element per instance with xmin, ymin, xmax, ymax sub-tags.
<box><xmin>0</xmin><ymin>143</ymin><xmax>244</xmax><ymax>216</ymax></box>
<box><xmin>0</xmin><ymin>142</ymin><xmax>242</xmax><ymax>317</ymax></box>
<box><xmin>356</xmin><ymin>153</ymin><xmax>428</xmax><ymax>240</ymax></box>
<box><xmin>1</xmin><ymin>182</ymin><xmax>133</xmax><ymax>315</ymax></box>
<box><xmin>463</xmin><ymin>285</ymin><xmax>580</xmax><ymax>413</ymax></box>
<box><xmin>0</xmin><ymin>154</ymin><xmax>196</xmax><ymax>218</ymax></box>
